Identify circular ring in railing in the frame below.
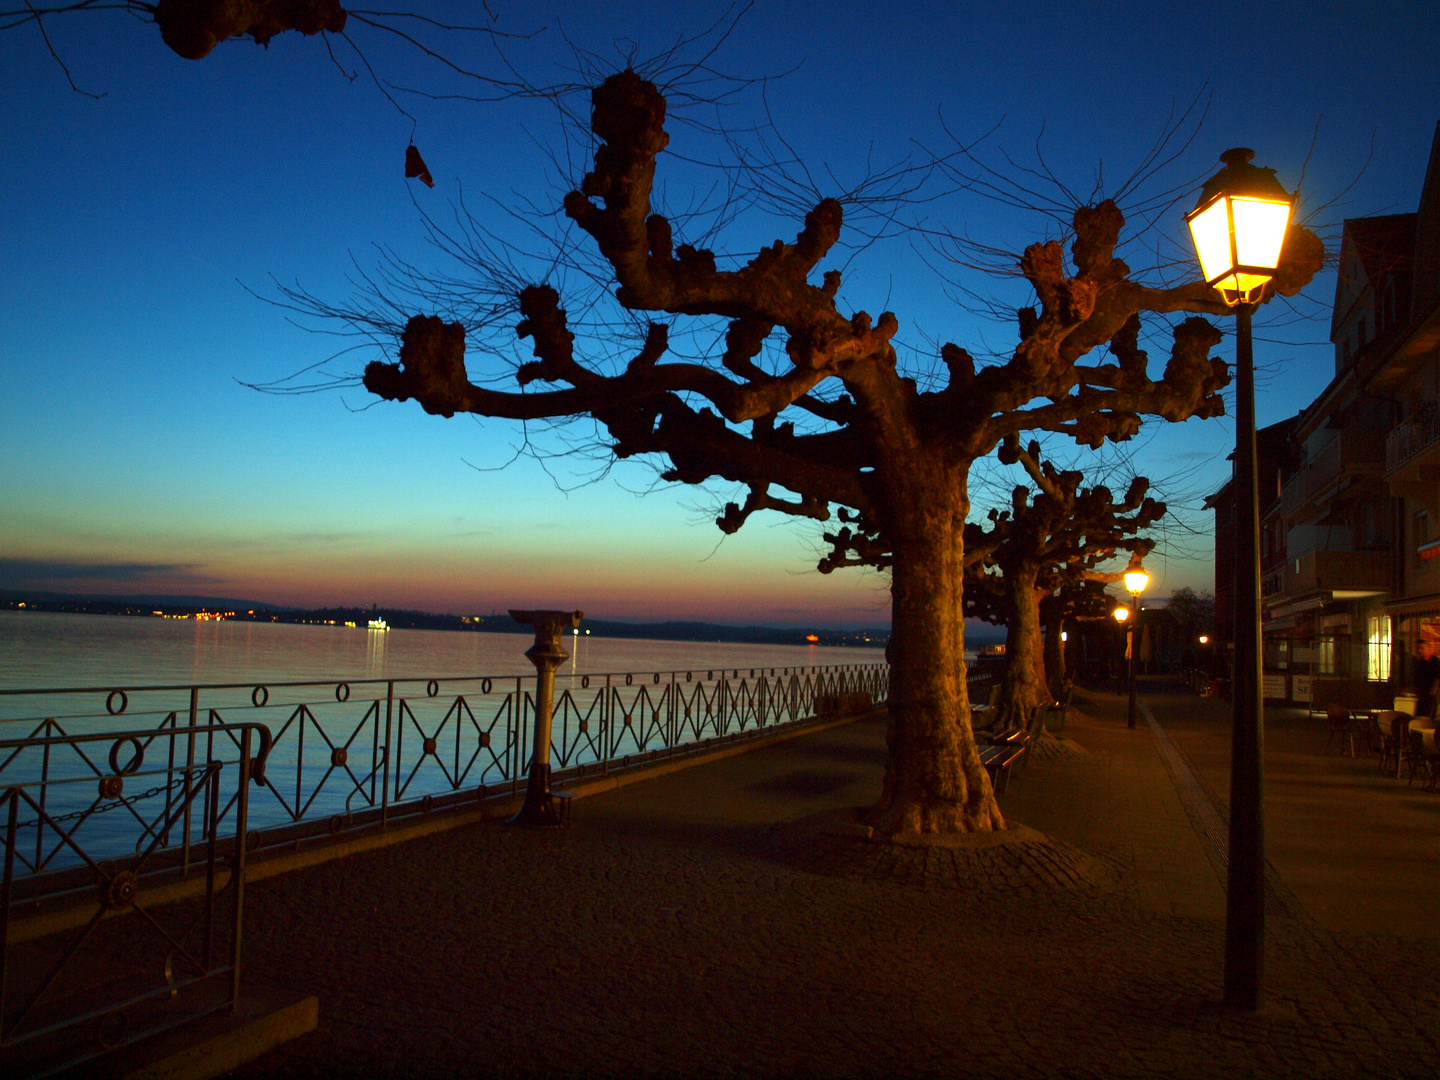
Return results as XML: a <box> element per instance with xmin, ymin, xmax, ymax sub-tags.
<box><xmin>623</xmin><ymin>713</ymin><xmax>632</xmax><ymax>727</ymax></box>
<box><xmin>654</xmin><ymin>672</ymin><xmax>661</xmax><ymax>684</ymax></box>
<box><xmin>481</xmin><ymin>678</ymin><xmax>493</xmax><ymax>694</ymax></box>
<box><xmin>581</xmin><ymin>675</ymin><xmax>590</xmax><ymax>689</ymax></box>
<box><xmin>423</xmin><ymin>737</ymin><xmax>438</xmax><ymax>756</ymax></box>
<box><xmin>707</xmin><ymin>671</ymin><xmax>713</xmax><ymax>680</ymax></box>
<box><xmin>625</xmin><ymin>673</ymin><xmax>633</xmax><ymax>686</ymax></box>
<box><xmin>735</xmin><ymin>670</ymin><xmax>740</xmax><ymax>679</ymax></box>
<box><xmin>95</xmin><ymin>1009</ymin><xmax>130</xmax><ymax>1050</ymax></box>
<box><xmin>251</xmin><ymin>686</ymin><xmax>269</xmax><ymax>708</ymax></box>
<box><xmin>104</xmin><ymin>689</ymin><xmax>128</xmax><ymax>715</ymax></box>
<box><xmin>328</xmin><ymin>814</ymin><xmax>345</xmax><ymax>835</ymax></box>
<box><xmin>422</xmin><ymin>794</ymin><xmax>434</xmax><ymax>813</ymax></box>
<box><xmin>478</xmin><ymin>731</ymin><xmax>491</xmax><ymax>748</ymax></box>
<box><xmin>109</xmin><ymin>737</ymin><xmax>144</xmax><ymax>776</ymax></box>
<box><xmin>426</xmin><ymin>680</ymin><xmax>439</xmax><ymax>698</ymax></box>
<box><xmin>99</xmin><ymin>775</ymin><xmax>124</xmax><ymax>800</ymax></box>
<box><xmin>331</xmin><ymin>747</ymin><xmax>348</xmax><ymax>769</ymax></box>
<box><xmin>750</xmin><ymin>669</ymin><xmax>755</xmax><ymax>678</ymax></box>
<box><xmin>335</xmin><ymin>682</ymin><xmax>350</xmax><ymax>702</ymax></box>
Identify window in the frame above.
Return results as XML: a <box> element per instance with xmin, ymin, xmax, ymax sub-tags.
<box><xmin>1368</xmin><ymin>614</ymin><xmax>1392</xmax><ymax>682</ymax></box>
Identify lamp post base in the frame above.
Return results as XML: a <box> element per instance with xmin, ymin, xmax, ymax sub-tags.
<box><xmin>508</xmin><ymin>763</ymin><xmax>564</xmax><ymax>827</ymax></box>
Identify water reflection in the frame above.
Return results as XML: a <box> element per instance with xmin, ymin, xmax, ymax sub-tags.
<box><xmin>0</xmin><ymin>610</ymin><xmax>885</xmax><ymax>693</ymax></box>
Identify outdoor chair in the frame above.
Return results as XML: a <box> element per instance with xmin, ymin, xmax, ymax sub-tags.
<box><xmin>1365</xmin><ymin>711</ymin><xmax>1396</xmax><ymax>759</ymax></box>
<box><xmin>1405</xmin><ymin>729</ymin><xmax>1438</xmax><ymax>790</ymax></box>
<box><xmin>1394</xmin><ymin>694</ymin><xmax>1419</xmax><ymax>716</ymax></box>
<box><xmin>1325</xmin><ymin>704</ymin><xmax>1357</xmax><ymax>757</ymax></box>
<box><xmin>1380</xmin><ymin>714</ymin><xmax>1411</xmax><ymax>777</ymax></box>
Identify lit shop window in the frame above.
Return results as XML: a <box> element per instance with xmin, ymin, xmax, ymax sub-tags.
<box><xmin>1368</xmin><ymin>614</ymin><xmax>1392</xmax><ymax>682</ymax></box>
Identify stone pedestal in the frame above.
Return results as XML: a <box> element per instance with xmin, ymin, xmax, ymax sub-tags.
<box><xmin>508</xmin><ymin>608</ymin><xmax>583</xmax><ymax>827</ymax></box>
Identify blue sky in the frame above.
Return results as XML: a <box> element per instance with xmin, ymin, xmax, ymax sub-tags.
<box><xmin>2</xmin><ymin>1</ymin><xmax>1438</xmax><ymax>626</ymax></box>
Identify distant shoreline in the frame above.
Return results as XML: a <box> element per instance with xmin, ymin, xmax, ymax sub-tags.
<box><xmin>0</xmin><ymin>594</ymin><xmax>895</xmax><ymax>649</ymax></box>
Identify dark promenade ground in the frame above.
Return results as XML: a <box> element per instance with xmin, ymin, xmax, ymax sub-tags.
<box><xmin>229</xmin><ymin>683</ymin><xmax>1440</xmax><ymax>1078</ymax></box>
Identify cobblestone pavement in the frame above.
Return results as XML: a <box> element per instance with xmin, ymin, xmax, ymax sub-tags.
<box><xmin>229</xmin><ymin>692</ymin><xmax>1440</xmax><ymax>1078</ymax></box>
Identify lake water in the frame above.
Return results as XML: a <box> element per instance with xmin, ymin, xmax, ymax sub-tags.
<box><xmin>0</xmin><ymin>609</ymin><xmax>886</xmax><ymax>694</ymax></box>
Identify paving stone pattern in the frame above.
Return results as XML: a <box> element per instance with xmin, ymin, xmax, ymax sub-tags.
<box><xmin>228</xmin><ymin>691</ymin><xmax>1440</xmax><ymax>1078</ymax></box>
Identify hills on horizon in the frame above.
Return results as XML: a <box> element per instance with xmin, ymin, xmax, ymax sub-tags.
<box><xmin>0</xmin><ymin>588</ymin><xmax>992</xmax><ymax>649</ymax></box>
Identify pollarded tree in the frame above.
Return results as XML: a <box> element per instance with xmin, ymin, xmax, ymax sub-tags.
<box><xmin>1040</xmin><ymin>577</ymin><xmax>1115</xmax><ymax>696</ymax></box>
<box><xmin>963</xmin><ymin>433</ymin><xmax>1164</xmax><ymax>737</ymax></box>
<box><xmin>354</xmin><ymin>70</ymin><xmax>1323</xmax><ymax>835</ymax></box>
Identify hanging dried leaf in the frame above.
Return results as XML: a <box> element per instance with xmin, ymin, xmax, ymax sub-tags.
<box><xmin>405</xmin><ymin>144</ymin><xmax>434</xmax><ymax>188</ymax></box>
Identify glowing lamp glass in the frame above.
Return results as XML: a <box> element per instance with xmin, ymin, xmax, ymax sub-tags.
<box><xmin>1199</xmin><ymin>635</ymin><xmax>1210</xmax><ymax>645</ymax></box>
<box><xmin>1188</xmin><ymin>197</ymin><xmax>1233</xmax><ymax>283</ymax></box>
<box><xmin>1113</xmin><ymin>607</ymin><xmax>1130</xmax><ymax>624</ymax></box>
<box><xmin>1185</xmin><ymin>154</ymin><xmax>1293</xmax><ymax>308</ymax></box>
<box><xmin>1123</xmin><ymin>570</ymin><xmax>1149</xmax><ymax>595</ymax></box>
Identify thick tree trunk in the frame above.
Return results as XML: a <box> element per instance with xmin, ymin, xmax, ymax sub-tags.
<box><xmin>992</xmin><ymin>567</ymin><xmax>1045</xmax><ymax>737</ymax></box>
<box><xmin>1044</xmin><ymin>610</ymin><xmax>1067</xmax><ymax>699</ymax></box>
<box><xmin>867</xmin><ymin>484</ymin><xmax>1004</xmax><ymax>836</ymax></box>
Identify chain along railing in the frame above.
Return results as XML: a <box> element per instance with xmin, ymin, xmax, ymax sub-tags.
<box><xmin>1</xmin><ymin>722</ymin><xmax>270</xmax><ymax>1077</ymax></box>
<box><xmin>0</xmin><ymin>662</ymin><xmax>888</xmax><ymax>880</ymax></box>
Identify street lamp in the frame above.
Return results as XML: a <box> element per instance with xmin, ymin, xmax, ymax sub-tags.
<box><xmin>1123</xmin><ymin>560</ymin><xmax>1149</xmax><ymax>729</ymax></box>
<box><xmin>1186</xmin><ymin>147</ymin><xmax>1294</xmax><ymax>1013</ymax></box>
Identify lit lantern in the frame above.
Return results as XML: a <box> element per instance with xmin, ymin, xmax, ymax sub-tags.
<box><xmin>1185</xmin><ymin>148</ymin><xmax>1293</xmax><ymax>306</ymax></box>
<box><xmin>1123</xmin><ymin>565</ymin><xmax>1150</xmax><ymax>597</ymax></box>
<box><xmin>1199</xmin><ymin>635</ymin><xmax>1210</xmax><ymax>645</ymax></box>
<box><xmin>1113</xmin><ymin>606</ymin><xmax>1130</xmax><ymax>624</ymax></box>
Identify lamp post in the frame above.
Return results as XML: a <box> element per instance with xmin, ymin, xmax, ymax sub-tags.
<box><xmin>1113</xmin><ymin>604</ymin><xmax>1133</xmax><ymax>720</ymax></box>
<box><xmin>1185</xmin><ymin>147</ymin><xmax>1294</xmax><ymax>1012</ymax></box>
<box><xmin>1123</xmin><ymin>561</ymin><xmax>1149</xmax><ymax>729</ymax></box>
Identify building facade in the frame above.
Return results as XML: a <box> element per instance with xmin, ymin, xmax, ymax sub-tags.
<box><xmin>1211</xmin><ymin>121</ymin><xmax>1440</xmax><ymax>708</ymax></box>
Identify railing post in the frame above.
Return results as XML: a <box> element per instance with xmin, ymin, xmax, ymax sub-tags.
<box><xmin>182</xmin><ymin>687</ymin><xmax>198</xmax><ymax>875</ymax></box>
<box><xmin>1</xmin><ymin>788</ymin><xmax>18</xmax><ymax>1038</ymax></box>
<box><xmin>508</xmin><ymin>609</ymin><xmax>583</xmax><ymax>827</ymax></box>
<box><xmin>381</xmin><ymin>682</ymin><xmax>394</xmax><ymax>828</ymax></box>
<box><xmin>231</xmin><ymin>728</ymin><xmax>252</xmax><ymax>1012</ymax></box>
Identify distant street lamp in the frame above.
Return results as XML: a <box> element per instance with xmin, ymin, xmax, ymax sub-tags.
<box><xmin>1122</xmin><ymin>560</ymin><xmax>1149</xmax><ymax>729</ymax></box>
<box><xmin>1199</xmin><ymin>635</ymin><xmax>1210</xmax><ymax>645</ymax></box>
<box><xmin>1186</xmin><ymin>147</ymin><xmax>1294</xmax><ymax>1013</ymax></box>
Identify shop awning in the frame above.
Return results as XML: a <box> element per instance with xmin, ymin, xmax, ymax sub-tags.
<box><xmin>1385</xmin><ymin>592</ymin><xmax>1440</xmax><ymax>618</ymax></box>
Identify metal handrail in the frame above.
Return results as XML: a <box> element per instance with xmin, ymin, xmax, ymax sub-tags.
<box><xmin>0</xmin><ymin>664</ymin><xmax>891</xmax><ymax>873</ymax></box>
<box><xmin>2</xmin><ymin>722</ymin><xmax>268</xmax><ymax>1076</ymax></box>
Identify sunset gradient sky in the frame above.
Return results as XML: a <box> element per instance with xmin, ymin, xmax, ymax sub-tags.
<box><xmin>3</xmin><ymin>1</ymin><xmax>1439</xmax><ymax>626</ymax></box>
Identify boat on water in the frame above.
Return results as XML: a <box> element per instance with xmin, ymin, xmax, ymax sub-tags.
<box><xmin>367</xmin><ymin>618</ymin><xmax>390</xmax><ymax>631</ymax></box>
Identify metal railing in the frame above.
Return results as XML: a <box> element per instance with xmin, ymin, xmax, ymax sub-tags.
<box><xmin>1387</xmin><ymin>401</ymin><xmax>1440</xmax><ymax>475</ymax></box>
<box><xmin>0</xmin><ymin>663</ymin><xmax>889</xmax><ymax>872</ymax></box>
<box><xmin>1</xmin><ymin>722</ymin><xmax>269</xmax><ymax>1077</ymax></box>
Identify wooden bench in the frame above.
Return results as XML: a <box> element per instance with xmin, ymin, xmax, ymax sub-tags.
<box><xmin>980</xmin><ymin>731</ymin><xmax>1030</xmax><ymax>794</ymax></box>
<box><xmin>1044</xmin><ymin>686</ymin><xmax>1073</xmax><ymax>732</ymax></box>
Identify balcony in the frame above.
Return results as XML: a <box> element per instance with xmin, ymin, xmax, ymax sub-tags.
<box><xmin>1284</xmin><ymin>548</ymin><xmax>1390</xmax><ymax>596</ymax></box>
<box><xmin>1386</xmin><ymin>401</ymin><xmax>1440</xmax><ymax>475</ymax></box>
<box><xmin>1278</xmin><ymin>429</ymin><xmax>1387</xmax><ymax>519</ymax></box>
